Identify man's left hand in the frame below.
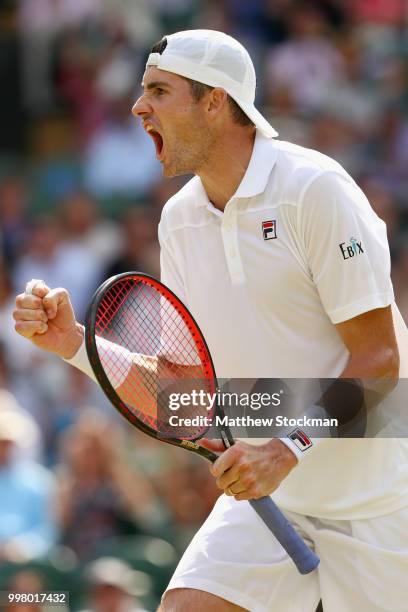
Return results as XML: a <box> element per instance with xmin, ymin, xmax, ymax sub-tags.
<box><xmin>200</xmin><ymin>438</ymin><xmax>298</xmax><ymax>500</ymax></box>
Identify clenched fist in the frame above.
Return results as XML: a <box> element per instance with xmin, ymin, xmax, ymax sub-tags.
<box><xmin>13</xmin><ymin>279</ymin><xmax>84</xmax><ymax>359</ymax></box>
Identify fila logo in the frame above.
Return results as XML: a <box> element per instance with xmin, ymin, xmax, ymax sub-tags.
<box><xmin>262</xmin><ymin>220</ymin><xmax>277</xmax><ymax>240</ymax></box>
<box><xmin>339</xmin><ymin>237</ymin><xmax>364</xmax><ymax>260</ymax></box>
<box><xmin>288</xmin><ymin>428</ymin><xmax>313</xmax><ymax>452</ymax></box>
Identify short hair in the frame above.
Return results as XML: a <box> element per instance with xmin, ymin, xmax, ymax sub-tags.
<box><xmin>150</xmin><ymin>38</ymin><xmax>254</xmax><ymax>129</ymax></box>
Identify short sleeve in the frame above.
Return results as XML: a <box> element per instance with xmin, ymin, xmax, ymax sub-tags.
<box><xmin>298</xmin><ymin>171</ymin><xmax>394</xmax><ymax>324</ymax></box>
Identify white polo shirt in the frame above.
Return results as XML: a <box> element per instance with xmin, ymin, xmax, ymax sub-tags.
<box><xmin>158</xmin><ymin>131</ymin><xmax>408</xmax><ymax>519</ymax></box>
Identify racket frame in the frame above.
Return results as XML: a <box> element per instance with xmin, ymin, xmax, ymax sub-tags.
<box><xmin>85</xmin><ymin>272</ymin><xmax>219</xmax><ymax>461</ymax></box>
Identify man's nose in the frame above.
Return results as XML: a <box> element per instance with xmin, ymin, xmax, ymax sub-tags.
<box><xmin>132</xmin><ymin>95</ymin><xmax>149</xmax><ymax>117</ymax></box>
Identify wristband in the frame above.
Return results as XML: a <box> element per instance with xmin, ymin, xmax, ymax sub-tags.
<box><xmin>279</xmin><ymin>431</ymin><xmax>324</xmax><ymax>461</ymax></box>
<box><xmin>63</xmin><ymin>336</ymin><xmax>97</xmax><ymax>383</ymax></box>
<box><xmin>279</xmin><ymin>405</ymin><xmax>330</xmax><ymax>461</ymax></box>
<box><xmin>64</xmin><ymin>335</ymin><xmax>133</xmax><ymax>389</ymax></box>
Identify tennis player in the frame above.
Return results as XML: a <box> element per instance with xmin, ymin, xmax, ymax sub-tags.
<box><xmin>14</xmin><ymin>30</ymin><xmax>408</xmax><ymax>611</ymax></box>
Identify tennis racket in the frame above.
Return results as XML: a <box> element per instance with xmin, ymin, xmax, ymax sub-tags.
<box><xmin>84</xmin><ymin>271</ymin><xmax>319</xmax><ymax>574</ymax></box>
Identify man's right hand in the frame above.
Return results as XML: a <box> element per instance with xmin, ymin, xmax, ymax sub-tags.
<box><xmin>13</xmin><ymin>280</ymin><xmax>84</xmax><ymax>359</ymax></box>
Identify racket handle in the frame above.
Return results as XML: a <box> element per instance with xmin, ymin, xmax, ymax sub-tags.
<box><xmin>249</xmin><ymin>497</ymin><xmax>320</xmax><ymax>574</ymax></box>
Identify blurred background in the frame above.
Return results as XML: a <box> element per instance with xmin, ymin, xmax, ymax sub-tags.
<box><xmin>0</xmin><ymin>0</ymin><xmax>407</xmax><ymax>609</ymax></box>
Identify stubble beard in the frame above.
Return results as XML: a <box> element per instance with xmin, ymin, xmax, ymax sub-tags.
<box><xmin>162</xmin><ymin>150</ymin><xmax>205</xmax><ymax>178</ymax></box>
<box><xmin>163</xmin><ymin>117</ymin><xmax>215</xmax><ymax>178</ymax></box>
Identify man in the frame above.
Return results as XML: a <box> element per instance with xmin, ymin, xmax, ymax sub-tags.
<box><xmin>0</xmin><ymin>409</ymin><xmax>56</xmax><ymax>562</ymax></box>
<box><xmin>79</xmin><ymin>557</ymin><xmax>149</xmax><ymax>612</ymax></box>
<box><xmin>14</xmin><ymin>30</ymin><xmax>408</xmax><ymax>611</ymax></box>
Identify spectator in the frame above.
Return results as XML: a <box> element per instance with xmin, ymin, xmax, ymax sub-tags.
<box><xmin>153</xmin><ymin>451</ymin><xmax>220</xmax><ymax>547</ymax></box>
<box><xmin>42</xmin><ymin>365</ymin><xmax>116</xmax><ymax>465</ymax></box>
<box><xmin>347</xmin><ymin>0</ymin><xmax>406</xmax><ymax>26</ymax></box>
<box><xmin>55</xmin><ymin>411</ymin><xmax>156</xmax><ymax>560</ymax></box>
<box><xmin>103</xmin><ymin>207</ymin><xmax>159</xmax><ymax>279</ymax></box>
<box><xmin>79</xmin><ymin>556</ymin><xmax>150</xmax><ymax>612</ymax></box>
<box><xmin>368</xmin><ymin>106</ymin><xmax>408</xmax><ymax>188</ymax></box>
<box><xmin>100</xmin><ymin>0</ymin><xmax>159</xmax><ymax>47</ymax></box>
<box><xmin>359</xmin><ymin>178</ymin><xmax>400</xmax><ymax>246</ymax></box>
<box><xmin>125</xmin><ymin>433</ymin><xmax>219</xmax><ymax>547</ymax></box>
<box><xmin>0</xmin><ymin>260</ymin><xmax>39</xmax><ymax>374</ymax></box>
<box><xmin>58</xmin><ymin>190</ymin><xmax>122</xmax><ymax>267</ymax></box>
<box><xmin>264</xmin><ymin>2</ymin><xmax>345</xmax><ymax>113</ymax></box>
<box><xmin>3</xmin><ymin>568</ymin><xmax>69</xmax><ymax>612</ymax></box>
<box><xmin>318</xmin><ymin>31</ymin><xmax>384</xmax><ymax>134</ymax></box>
<box><xmin>84</xmin><ymin>85</ymin><xmax>162</xmax><ymax>199</ymax></box>
<box><xmin>0</xmin><ymin>389</ymin><xmax>42</xmax><ymax>462</ymax></box>
<box><xmin>13</xmin><ymin>215</ymin><xmax>101</xmax><ymax>320</ymax></box>
<box><xmin>0</xmin><ymin>176</ymin><xmax>30</xmax><ymax>265</ymax></box>
<box><xmin>0</xmin><ymin>3</ymin><xmax>25</xmax><ymax>153</ymax></box>
<box><xmin>392</xmin><ymin>237</ymin><xmax>408</xmax><ymax>321</ymax></box>
<box><xmin>0</xmin><ymin>408</ymin><xmax>57</xmax><ymax>562</ymax></box>
<box><xmin>1</xmin><ymin>261</ymin><xmax>62</xmax><ymax>425</ymax></box>
<box><xmin>308</xmin><ymin>113</ymin><xmax>364</xmax><ymax>175</ymax></box>
<box><xmin>18</xmin><ymin>0</ymin><xmax>102</xmax><ymax>114</ymax></box>
<box><xmin>56</xmin><ymin>27</ymin><xmax>110</xmax><ymax>146</ymax></box>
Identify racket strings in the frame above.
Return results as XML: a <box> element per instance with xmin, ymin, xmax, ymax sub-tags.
<box><xmin>94</xmin><ymin>278</ymin><xmax>215</xmax><ymax>439</ymax></box>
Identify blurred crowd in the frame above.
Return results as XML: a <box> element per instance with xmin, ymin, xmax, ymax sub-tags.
<box><xmin>0</xmin><ymin>0</ymin><xmax>407</xmax><ymax>609</ymax></box>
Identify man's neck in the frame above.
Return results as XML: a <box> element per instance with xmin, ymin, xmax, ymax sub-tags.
<box><xmin>199</xmin><ymin>128</ymin><xmax>256</xmax><ymax>211</ymax></box>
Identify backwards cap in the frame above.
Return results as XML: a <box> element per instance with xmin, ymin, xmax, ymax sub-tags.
<box><xmin>146</xmin><ymin>29</ymin><xmax>278</xmax><ymax>138</ymax></box>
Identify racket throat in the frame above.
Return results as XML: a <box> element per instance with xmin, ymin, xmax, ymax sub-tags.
<box><xmin>220</xmin><ymin>429</ymin><xmax>233</xmax><ymax>449</ymax></box>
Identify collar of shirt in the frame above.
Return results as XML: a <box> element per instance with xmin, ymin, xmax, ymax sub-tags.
<box><xmin>193</xmin><ymin>130</ymin><xmax>278</xmax><ymax>208</ymax></box>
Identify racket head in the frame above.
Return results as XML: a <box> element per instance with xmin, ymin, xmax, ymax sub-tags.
<box><xmin>85</xmin><ymin>272</ymin><xmax>218</xmax><ymax>446</ymax></box>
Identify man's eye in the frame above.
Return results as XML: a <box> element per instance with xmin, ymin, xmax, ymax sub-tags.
<box><xmin>155</xmin><ymin>89</ymin><xmax>165</xmax><ymax>96</ymax></box>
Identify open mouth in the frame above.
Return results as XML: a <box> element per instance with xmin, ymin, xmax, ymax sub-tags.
<box><xmin>145</xmin><ymin>126</ymin><xmax>164</xmax><ymax>161</ymax></box>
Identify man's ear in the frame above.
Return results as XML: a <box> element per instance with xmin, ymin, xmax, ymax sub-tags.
<box><xmin>205</xmin><ymin>88</ymin><xmax>229</xmax><ymax>119</ymax></box>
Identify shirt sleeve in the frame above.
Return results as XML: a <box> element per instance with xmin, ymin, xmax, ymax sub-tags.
<box><xmin>298</xmin><ymin>171</ymin><xmax>394</xmax><ymax>324</ymax></box>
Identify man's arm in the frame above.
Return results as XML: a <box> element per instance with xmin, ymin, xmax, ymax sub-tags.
<box><xmin>336</xmin><ymin>305</ymin><xmax>399</xmax><ymax>379</ymax></box>
<box><xmin>205</xmin><ymin>305</ymin><xmax>400</xmax><ymax>501</ymax></box>
<box><xmin>314</xmin><ymin>306</ymin><xmax>400</xmax><ymax>438</ymax></box>
<box><xmin>14</xmin><ymin>281</ymin><xmax>209</xmax><ymax>422</ymax></box>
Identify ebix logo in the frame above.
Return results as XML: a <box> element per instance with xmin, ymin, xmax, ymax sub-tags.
<box><xmin>339</xmin><ymin>237</ymin><xmax>364</xmax><ymax>260</ymax></box>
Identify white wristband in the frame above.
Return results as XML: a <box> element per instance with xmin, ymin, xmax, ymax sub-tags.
<box><xmin>64</xmin><ymin>335</ymin><xmax>133</xmax><ymax>389</ymax></box>
<box><xmin>64</xmin><ymin>336</ymin><xmax>97</xmax><ymax>383</ymax></box>
<box><xmin>95</xmin><ymin>336</ymin><xmax>133</xmax><ymax>388</ymax></box>
<box><xmin>279</xmin><ymin>432</ymin><xmax>323</xmax><ymax>461</ymax></box>
<box><xmin>279</xmin><ymin>405</ymin><xmax>330</xmax><ymax>461</ymax></box>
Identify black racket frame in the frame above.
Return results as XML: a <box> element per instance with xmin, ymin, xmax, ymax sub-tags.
<box><xmin>85</xmin><ymin>271</ymin><xmax>233</xmax><ymax>462</ymax></box>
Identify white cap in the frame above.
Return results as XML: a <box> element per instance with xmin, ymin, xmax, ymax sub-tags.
<box><xmin>146</xmin><ymin>29</ymin><xmax>278</xmax><ymax>139</ymax></box>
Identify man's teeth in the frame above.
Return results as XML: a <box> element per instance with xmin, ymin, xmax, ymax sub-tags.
<box><xmin>146</xmin><ymin>126</ymin><xmax>154</xmax><ymax>132</ymax></box>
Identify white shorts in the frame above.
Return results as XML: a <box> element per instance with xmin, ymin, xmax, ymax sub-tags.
<box><xmin>165</xmin><ymin>495</ymin><xmax>408</xmax><ymax>611</ymax></box>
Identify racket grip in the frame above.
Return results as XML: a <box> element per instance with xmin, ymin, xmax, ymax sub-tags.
<box><xmin>249</xmin><ymin>497</ymin><xmax>320</xmax><ymax>574</ymax></box>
